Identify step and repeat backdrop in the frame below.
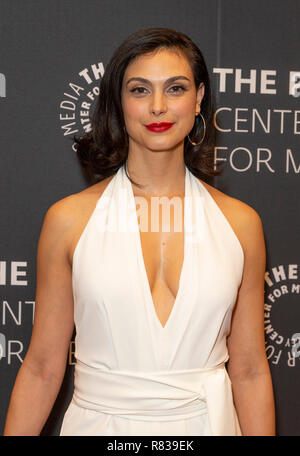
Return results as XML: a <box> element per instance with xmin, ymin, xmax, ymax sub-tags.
<box><xmin>0</xmin><ymin>0</ymin><xmax>299</xmax><ymax>436</ymax></box>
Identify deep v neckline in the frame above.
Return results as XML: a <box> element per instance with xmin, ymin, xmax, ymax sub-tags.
<box><xmin>124</xmin><ymin>162</ymin><xmax>190</xmax><ymax>331</ymax></box>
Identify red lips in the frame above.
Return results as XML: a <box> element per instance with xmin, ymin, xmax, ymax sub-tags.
<box><xmin>145</xmin><ymin>122</ymin><xmax>174</xmax><ymax>132</ymax></box>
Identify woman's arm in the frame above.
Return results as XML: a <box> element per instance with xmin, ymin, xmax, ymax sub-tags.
<box><xmin>4</xmin><ymin>199</ymin><xmax>77</xmax><ymax>435</ymax></box>
<box><xmin>226</xmin><ymin>205</ymin><xmax>276</xmax><ymax>436</ymax></box>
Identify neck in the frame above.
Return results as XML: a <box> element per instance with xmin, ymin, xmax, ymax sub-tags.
<box><xmin>125</xmin><ymin>155</ymin><xmax>186</xmax><ymax>197</ymax></box>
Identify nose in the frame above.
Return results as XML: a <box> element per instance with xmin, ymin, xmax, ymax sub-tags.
<box><xmin>149</xmin><ymin>89</ymin><xmax>167</xmax><ymax>116</ymax></box>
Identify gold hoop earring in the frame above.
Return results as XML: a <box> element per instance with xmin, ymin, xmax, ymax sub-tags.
<box><xmin>187</xmin><ymin>112</ymin><xmax>206</xmax><ymax>146</ymax></box>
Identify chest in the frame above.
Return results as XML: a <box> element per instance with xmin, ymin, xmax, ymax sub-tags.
<box><xmin>135</xmin><ymin>196</ymin><xmax>185</xmax><ymax>328</ymax></box>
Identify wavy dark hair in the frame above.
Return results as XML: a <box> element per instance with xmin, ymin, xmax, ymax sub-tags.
<box><xmin>72</xmin><ymin>27</ymin><xmax>223</xmax><ymax>187</ymax></box>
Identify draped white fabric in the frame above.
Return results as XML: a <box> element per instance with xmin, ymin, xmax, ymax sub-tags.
<box><xmin>60</xmin><ymin>164</ymin><xmax>244</xmax><ymax>436</ymax></box>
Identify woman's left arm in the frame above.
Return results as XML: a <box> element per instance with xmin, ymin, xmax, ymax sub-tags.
<box><xmin>226</xmin><ymin>205</ymin><xmax>276</xmax><ymax>436</ymax></box>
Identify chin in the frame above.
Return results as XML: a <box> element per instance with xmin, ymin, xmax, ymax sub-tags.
<box><xmin>145</xmin><ymin>141</ymin><xmax>183</xmax><ymax>152</ymax></box>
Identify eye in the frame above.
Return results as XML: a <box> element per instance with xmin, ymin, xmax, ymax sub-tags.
<box><xmin>129</xmin><ymin>87</ymin><xmax>148</xmax><ymax>94</ymax></box>
<box><xmin>129</xmin><ymin>85</ymin><xmax>187</xmax><ymax>96</ymax></box>
<box><xmin>168</xmin><ymin>85</ymin><xmax>187</xmax><ymax>93</ymax></box>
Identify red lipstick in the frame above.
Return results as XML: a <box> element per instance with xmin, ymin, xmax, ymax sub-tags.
<box><xmin>145</xmin><ymin>122</ymin><xmax>174</xmax><ymax>132</ymax></box>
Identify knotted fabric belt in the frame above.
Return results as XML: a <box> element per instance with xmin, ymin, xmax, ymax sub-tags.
<box><xmin>72</xmin><ymin>355</ymin><xmax>242</xmax><ymax>436</ymax></box>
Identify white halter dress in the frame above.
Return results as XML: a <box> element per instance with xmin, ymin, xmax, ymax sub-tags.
<box><xmin>59</xmin><ymin>163</ymin><xmax>244</xmax><ymax>436</ymax></box>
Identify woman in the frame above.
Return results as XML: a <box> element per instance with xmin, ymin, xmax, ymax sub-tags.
<box><xmin>4</xmin><ymin>27</ymin><xmax>275</xmax><ymax>436</ymax></box>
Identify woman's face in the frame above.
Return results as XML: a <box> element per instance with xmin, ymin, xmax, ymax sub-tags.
<box><xmin>121</xmin><ymin>48</ymin><xmax>204</xmax><ymax>154</ymax></box>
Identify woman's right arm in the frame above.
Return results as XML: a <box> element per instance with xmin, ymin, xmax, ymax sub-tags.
<box><xmin>3</xmin><ymin>197</ymin><xmax>77</xmax><ymax>436</ymax></box>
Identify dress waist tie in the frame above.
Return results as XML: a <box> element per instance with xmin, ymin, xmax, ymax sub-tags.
<box><xmin>72</xmin><ymin>355</ymin><xmax>242</xmax><ymax>436</ymax></box>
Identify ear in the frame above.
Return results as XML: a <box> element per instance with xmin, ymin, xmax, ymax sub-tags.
<box><xmin>196</xmin><ymin>82</ymin><xmax>205</xmax><ymax>112</ymax></box>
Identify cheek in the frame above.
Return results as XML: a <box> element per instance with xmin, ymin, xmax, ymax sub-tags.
<box><xmin>122</xmin><ymin>98</ymin><xmax>144</xmax><ymax>121</ymax></box>
<box><xmin>173</xmin><ymin>98</ymin><xmax>195</xmax><ymax>120</ymax></box>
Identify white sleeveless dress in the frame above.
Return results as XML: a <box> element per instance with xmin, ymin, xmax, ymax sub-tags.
<box><xmin>59</xmin><ymin>163</ymin><xmax>244</xmax><ymax>436</ymax></box>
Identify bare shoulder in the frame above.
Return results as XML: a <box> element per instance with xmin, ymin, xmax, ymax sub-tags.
<box><xmin>45</xmin><ymin>174</ymin><xmax>115</xmax><ymax>267</ymax></box>
<box><xmin>198</xmin><ymin>179</ymin><xmax>265</xmax><ymax>256</ymax></box>
<box><xmin>47</xmin><ymin>175</ymin><xmax>113</xmax><ymax>219</ymax></box>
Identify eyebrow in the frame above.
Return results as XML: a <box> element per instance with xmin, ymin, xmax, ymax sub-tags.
<box><xmin>125</xmin><ymin>76</ymin><xmax>191</xmax><ymax>86</ymax></box>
